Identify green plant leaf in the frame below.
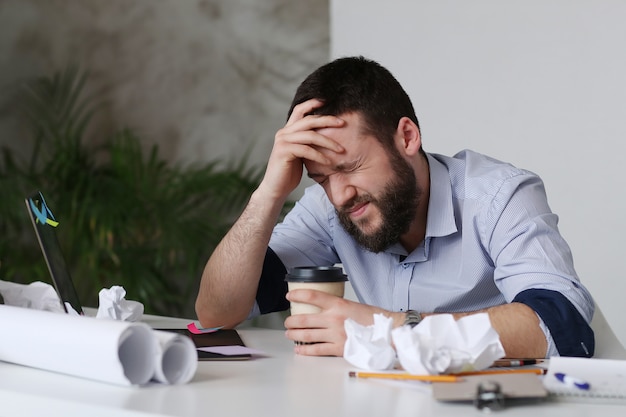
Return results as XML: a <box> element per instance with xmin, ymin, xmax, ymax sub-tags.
<box><xmin>0</xmin><ymin>66</ymin><xmax>281</xmax><ymax>318</ymax></box>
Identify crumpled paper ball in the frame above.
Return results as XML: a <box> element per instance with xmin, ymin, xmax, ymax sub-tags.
<box><xmin>0</xmin><ymin>280</ymin><xmax>144</xmax><ymax>322</ymax></box>
<box><xmin>0</xmin><ymin>280</ymin><xmax>65</xmax><ymax>313</ymax></box>
<box><xmin>391</xmin><ymin>313</ymin><xmax>505</xmax><ymax>375</ymax></box>
<box><xmin>343</xmin><ymin>312</ymin><xmax>505</xmax><ymax>375</ymax></box>
<box><xmin>96</xmin><ymin>285</ymin><xmax>143</xmax><ymax>322</ymax></box>
<box><xmin>343</xmin><ymin>313</ymin><xmax>397</xmax><ymax>370</ymax></box>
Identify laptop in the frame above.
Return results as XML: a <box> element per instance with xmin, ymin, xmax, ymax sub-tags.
<box><xmin>25</xmin><ymin>191</ymin><xmax>84</xmax><ymax>315</ymax></box>
<box><xmin>25</xmin><ymin>191</ymin><xmax>250</xmax><ymax>360</ymax></box>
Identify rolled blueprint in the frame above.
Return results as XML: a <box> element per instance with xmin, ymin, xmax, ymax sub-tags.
<box><xmin>0</xmin><ymin>304</ymin><xmax>156</xmax><ymax>386</ymax></box>
<box><xmin>152</xmin><ymin>329</ymin><xmax>197</xmax><ymax>384</ymax></box>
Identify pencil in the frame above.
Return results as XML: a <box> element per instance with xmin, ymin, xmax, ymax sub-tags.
<box><xmin>348</xmin><ymin>371</ymin><xmax>461</xmax><ymax>383</ymax></box>
<box><xmin>492</xmin><ymin>359</ymin><xmax>546</xmax><ymax>367</ymax></box>
<box><xmin>452</xmin><ymin>368</ymin><xmax>547</xmax><ymax>377</ymax></box>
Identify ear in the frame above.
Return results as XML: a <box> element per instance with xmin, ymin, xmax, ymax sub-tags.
<box><xmin>396</xmin><ymin>117</ymin><xmax>422</xmax><ymax>156</ymax></box>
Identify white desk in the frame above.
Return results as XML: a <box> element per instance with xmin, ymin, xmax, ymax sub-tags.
<box><xmin>1</xmin><ymin>315</ymin><xmax>625</xmax><ymax>417</ymax></box>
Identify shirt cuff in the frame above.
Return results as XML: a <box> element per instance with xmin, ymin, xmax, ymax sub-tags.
<box><xmin>537</xmin><ymin>314</ymin><xmax>559</xmax><ymax>358</ymax></box>
<box><xmin>513</xmin><ymin>288</ymin><xmax>594</xmax><ymax>357</ymax></box>
<box><xmin>246</xmin><ymin>301</ymin><xmax>261</xmax><ymax>321</ymax></box>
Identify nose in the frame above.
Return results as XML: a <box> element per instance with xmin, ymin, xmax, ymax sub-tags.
<box><xmin>326</xmin><ymin>174</ymin><xmax>357</xmax><ymax>208</ymax></box>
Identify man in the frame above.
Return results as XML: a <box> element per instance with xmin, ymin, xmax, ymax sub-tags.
<box><xmin>196</xmin><ymin>56</ymin><xmax>594</xmax><ymax>359</ymax></box>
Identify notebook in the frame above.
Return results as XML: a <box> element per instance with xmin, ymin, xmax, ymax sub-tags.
<box><xmin>157</xmin><ymin>328</ymin><xmax>251</xmax><ymax>361</ymax></box>
<box><xmin>544</xmin><ymin>357</ymin><xmax>626</xmax><ymax>400</ymax></box>
<box><xmin>25</xmin><ymin>191</ymin><xmax>250</xmax><ymax>360</ymax></box>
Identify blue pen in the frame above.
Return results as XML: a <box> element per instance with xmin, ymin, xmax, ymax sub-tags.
<box><xmin>554</xmin><ymin>372</ymin><xmax>591</xmax><ymax>390</ymax></box>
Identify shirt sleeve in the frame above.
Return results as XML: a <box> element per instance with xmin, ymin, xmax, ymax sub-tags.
<box><xmin>269</xmin><ymin>185</ymin><xmax>341</xmax><ymax>270</ymax></box>
<box><xmin>483</xmin><ymin>171</ymin><xmax>595</xmax><ymax>355</ymax></box>
<box><xmin>255</xmin><ymin>247</ymin><xmax>289</xmax><ymax>314</ymax></box>
<box><xmin>514</xmin><ymin>289</ymin><xmax>594</xmax><ymax>357</ymax></box>
<box><xmin>249</xmin><ymin>186</ymin><xmax>341</xmax><ymax>316</ymax></box>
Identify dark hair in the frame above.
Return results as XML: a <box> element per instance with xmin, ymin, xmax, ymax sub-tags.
<box><xmin>287</xmin><ymin>56</ymin><xmax>420</xmax><ymax>150</ymax></box>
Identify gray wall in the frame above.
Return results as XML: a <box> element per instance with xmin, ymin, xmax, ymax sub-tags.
<box><xmin>0</xmin><ymin>0</ymin><xmax>328</xmax><ymax>326</ymax></box>
<box><xmin>332</xmin><ymin>0</ymin><xmax>626</xmax><ymax>346</ymax></box>
<box><xmin>0</xmin><ymin>0</ymin><xmax>329</xmax><ymax>171</ymax></box>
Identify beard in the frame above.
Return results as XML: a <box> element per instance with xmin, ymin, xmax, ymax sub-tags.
<box><xmin>336</xmin><ymin>151</ymin><xmax>421</xmax><ymax>253</ymax></box>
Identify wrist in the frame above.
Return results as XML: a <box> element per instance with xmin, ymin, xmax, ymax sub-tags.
<box><xmin>403</xmin><ymin>310</ymin><xmax>423</xmax><ymax>328</ymax></box>
<box><xmin>249</xmin><ymin>186</ymin><xmax>288</xmax><ymax>215</ymax></box>
<box><xmin>390</xmin><ymin>311</ymin><xmax>409</xmax><ymax>328</ymax></box>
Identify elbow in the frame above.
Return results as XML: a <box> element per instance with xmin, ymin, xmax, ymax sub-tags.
<box><xmin>194</xmin><ymin>299</ymin><xmax>210</xmax><ymax>327</ymax></box>
<box><xmin>194</xmin><ymin>297</ymin><xmax>248</xmax><ymax>329</ymax></box>
<box><xmin>194</xmin><ymin>298</ymin><xmax>222</xmax><ymax>328</ymax></box>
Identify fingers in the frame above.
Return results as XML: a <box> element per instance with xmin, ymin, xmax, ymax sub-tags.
<box><xmin>260</xmin><ymin>104</ymin><xmax>344</xmax><ymax>199</ymax></box>
<box><xmin>279</xmin><ymin>98</ymin><xmax>345</xmax><ymax>157</ymax></box>
<box><xmin>273</xmin><ymin>130</ymin><xmax>337</xmax><ymax>166</ymax></box>
<box><xmin>284</xmin><ymin>307</ymin><xmax>346</xmax><ymax>331</ymax></box>
<box><xmin>284</xmin><ymin>290</ymin><xmax>348</xmax><ymax>357</ymax></box>
<box><xmin>284</xmin><ymin>315</ymin><xmax>347</xmax><ymax>357</ymax></box>
<box><xmin>286</xmin><ymin>288</ymin><xmax>337</xmax><ymax>309</ymax></box>
<box><xmin>275</xmin><ymin>119</ymin><xmax>344</xmax><ymax>164</ymax></box>
<box><xmin>260</xmin><ymin>99</ymin><xmax>345</xmax><ymax>198</ymax></box>
<box><xmin>294</xmin><ymin>341</ymin><xmax>344</xmax><ymax>357</ymax></box>
<box><xmin>285</xmin><ymin>98</ymin><xmax>325</xmax><ymax>126</ymax></box>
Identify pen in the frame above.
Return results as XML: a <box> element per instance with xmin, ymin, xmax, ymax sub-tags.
<box><xmin>554</xmin><ymin>372</ymin><xmax>591</xmax><ymax>390</ymax></box>
<box><xmin>492</xmin><ymin>359</ymin><xmax>546</xmax><ymax>367</ymax></box>
<box><xmin>348</xmin><ymin>371</ymin><xmax>461</xmax><ymax>383</ymax></box>
<box><xmin>452</xmin><ymin>368</ymin><xmax>547</xmax><ymax>377</ymax></box>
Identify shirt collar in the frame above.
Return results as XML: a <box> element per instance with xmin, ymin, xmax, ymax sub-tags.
<box><xmin>384</xmin><ymin>153</ymin><xmax>458</xmax><ymax>256</ymax></box>
<box><xmin>424</xmin><ymin>153</ymin><xmax>458</xmax><ymax>239</ymax></box>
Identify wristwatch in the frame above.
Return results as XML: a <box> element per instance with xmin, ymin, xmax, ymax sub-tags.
<box><xmin>404</xmin><ymin>310</ymin><xmax>423</xmax><ymax>328</ymax></box>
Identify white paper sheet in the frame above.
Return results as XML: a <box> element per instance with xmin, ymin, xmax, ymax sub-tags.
<box><xmin>0</xmin><ymin>304</ymin><xmax>196</xmax><ymax>386</ymax></box>
<box><xmin>152</xmin><ymin>330</ymin><xmax>197</xmax><ymax>384</ymax></box>
<box><xmin>544</xmin><ymin>357</ymin><xmax>626</xmax><ymax>399</ymax></box>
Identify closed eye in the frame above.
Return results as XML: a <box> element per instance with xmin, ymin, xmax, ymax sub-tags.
<box><xmin>335</xmin><ymin>158</ymin><xmax>362</xmax><ymax>174</ymax></box>
<box><xmin>307</xmin><ymin>173</ymin><xmax>328</xmax><ymax>184</ymax></box>
<box><xmin>307</xmin><ymin>157</ymin><xmax>362</xmax><ymax>184</ymax></box>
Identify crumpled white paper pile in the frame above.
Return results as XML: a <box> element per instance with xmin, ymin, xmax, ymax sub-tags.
<box><xmin>0</xmin><ymin>280</ymin><xmax>65</xmax><ymax>313</ymax></box>
<box><xmin>96</xmin><ymin>285</ymin><xmax>143</xmax><ymax>321</ymax></box>
<box><xmin>0</xmin><ymin>280</ymin><xmax>143</xmax><ymax>321</ymax></box>
<box><xmin>344</xmin><ymin>313</ymin><xmax>505</xmax><ymax>374</ymax></box>
<box><xmin>344</xmin><ymin>313</ymin><xmax>397</xmax><ymax>370</ymax></box>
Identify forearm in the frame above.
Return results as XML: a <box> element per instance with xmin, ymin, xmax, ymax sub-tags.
<box><xmin>480</xmin><ymin>302</ymin><xmax>547</xmax><ymax>358</ymax></box>
<box><xmin>442</xmin><ymin>303</ymin><xmax>547</xmax><ymax>358</ymax></box>
<box><xmin>195</xmin><ymin>187</ymin><xmax>286</xmax><ymax>328</ymax></box>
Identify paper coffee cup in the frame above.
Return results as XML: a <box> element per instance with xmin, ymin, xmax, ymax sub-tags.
<box><xmin>285</xmin><ymin>266</ymin><xmax>347</xmax><ymax>315</ymax></box>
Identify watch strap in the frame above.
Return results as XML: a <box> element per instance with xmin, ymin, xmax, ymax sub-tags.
<box><xmin>404</xmin><ymin>310</ymin><xmax>423</xmax><ymax>328</ymax></box>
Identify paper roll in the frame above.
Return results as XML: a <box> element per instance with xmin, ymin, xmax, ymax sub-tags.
<box><xmin>152</xmin><ymin>330</ymin><xmax>198</xmax><ymax>385</ymax></box>
<box><xmin>0</xmin><ymin>304</ymin><xmax>156</xmax><ymax>386</ymax></box>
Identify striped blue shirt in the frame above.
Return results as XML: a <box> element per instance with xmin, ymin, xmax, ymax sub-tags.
<box><xmin>264</xmin><ymin>150</ymin><xmax>595</xmax><ymax>356</ymax></box>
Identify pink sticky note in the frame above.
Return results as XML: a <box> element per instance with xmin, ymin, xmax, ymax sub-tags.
<box><xmin>187</xmin><ymin>322</ymin><xmax>223</xmax><ymax>334</ymax></box>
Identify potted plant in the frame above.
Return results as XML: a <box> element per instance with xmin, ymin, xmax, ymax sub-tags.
<box><xmin>0</xmin><ymin>66</ymin><xmax>284</xmax><ymax>318</ymax></box>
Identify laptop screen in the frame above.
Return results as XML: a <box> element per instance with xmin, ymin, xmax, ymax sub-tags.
<box><xmin>25</xmin><ymin>191</ymin><xmax>84</xmax><ymax>315</ymax></box>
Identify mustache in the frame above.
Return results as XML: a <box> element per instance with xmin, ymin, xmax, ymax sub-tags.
<box><xmin>338</xmin><ymin>194</ymin><xmax>375</xmax><ymax>214</ymax></box>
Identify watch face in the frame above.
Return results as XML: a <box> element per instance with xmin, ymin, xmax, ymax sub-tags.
<box><xmin>406</xmin><ymin>310</ymin><xmax>424</xmax><ymax>327</ymax></box>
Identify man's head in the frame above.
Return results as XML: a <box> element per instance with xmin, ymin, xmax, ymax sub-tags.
<box><xmin>304</xmin><ymin>111</ymin><xmax>424</xmax><ymax>253</ymax></box>
<box><xmin>288</xmin><ymin>56</ymin><xmax>421</xmax><ymax>153</ymax></box>
<box><xmin>293</xmin><ymin>58</ymin><xmax>427</xmax><ymax>253</ymax></box>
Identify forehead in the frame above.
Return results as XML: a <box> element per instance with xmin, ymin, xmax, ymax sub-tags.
<box><xmin>304</xmin><ymin>113</ymin><xmax>383</xmax><ymax>173</ymax></box>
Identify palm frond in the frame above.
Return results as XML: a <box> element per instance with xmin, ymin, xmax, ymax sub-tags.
<box><xmin>0</xmin><ymin>66</ymin><xmax>279</xmax><ymax>317</ymax></box>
